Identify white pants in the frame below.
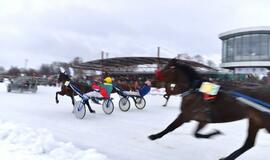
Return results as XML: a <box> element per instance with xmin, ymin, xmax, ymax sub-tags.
<box><xmin>85</xmin><ymin>91</ymin><xmax>103</xmax><ymax>98</ymax></box>
<box><xmin>123</xmin><ymin>91</ymin><xmax>140</xmax><ymax>96</ymax></box>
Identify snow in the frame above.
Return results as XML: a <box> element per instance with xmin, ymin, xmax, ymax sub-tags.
<box><xmin>0</xmin><ymin>121</ymin><xmax>107</xmax><ymax>160</ymax></box>
<box><xmin>0</xmin><ymin>82</ymin><xmax>270</xmax><ymax>160</ymax></box>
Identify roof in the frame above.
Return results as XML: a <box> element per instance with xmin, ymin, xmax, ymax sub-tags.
<box><xmin>72</xmin><ymin>57</ymin><xmax>216</xmax><ymax>72</ymax></box>
<box><xmin>221</xmin><ymin>61</ymin><xmax>270</xmax><ymax>69</ymax></box>
<box><xmin>219</xmin><ymin>26</ymin><xmax>270</xmax><ymax>40</ymax></box>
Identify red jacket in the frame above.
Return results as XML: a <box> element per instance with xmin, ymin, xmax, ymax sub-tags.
<box><xmin>92</xmin><ymin>83</ymin><xmax>111</xmax><ymax>99</ymax></box>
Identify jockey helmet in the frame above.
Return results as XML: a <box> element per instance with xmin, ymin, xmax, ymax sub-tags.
<box><xmin>104</xmin><ymin>77</ymin><xmax>112</xmax><ymax>84</ymax></box>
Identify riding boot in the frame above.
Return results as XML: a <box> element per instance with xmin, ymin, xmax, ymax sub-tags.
<box><xmin>91</xmin><ymin>97</ymin><xmax>101</xmax><ymax>105</ymax></box>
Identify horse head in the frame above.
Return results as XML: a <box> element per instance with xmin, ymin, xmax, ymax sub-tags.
<box><xmin>155</xmin><ymin>58</ymin><xmax>203</xmax><ymax>93</ymax></box>
<box><xmin>155</xmin><ymin>59</ymin><xmax>177</xmax><ymax>82</ymax></box>
<box><xmin>58</xmin><ymin>71</ymin><xmax>71</xmax><ymax>83</ymax></box>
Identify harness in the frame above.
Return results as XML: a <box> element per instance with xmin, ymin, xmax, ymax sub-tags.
<box><xmin>181</xmin><ymin>82</ymin><xmax>219</xmax><ymax>100</ymax></box>
<box><xmin>228</xmin><ymin>91</ymin><xmax>270</xmax><ymax>113</ymax></box>
<box><xmin>66</xmin><ymin>81</ymin><xmax>84</xmax><ymax>97</ymax></box>
<box><xmin>203</xmin><ymin>94</ymin><xmax>217</xmax><ymax>101</ymax></box>
<box><xmin>180</xmin><ymin>89</ymin><xmax>196</xmax><ymax>97</ymax></box>
<box><xmin>181</xmin><ymin>80</ymin><xmax>270</xmax><ymax>113</ymax></box>
<box><xmin>180</xmin><ymin>89</ymin><xmax>217</xmax><ymax>101</ymax></box>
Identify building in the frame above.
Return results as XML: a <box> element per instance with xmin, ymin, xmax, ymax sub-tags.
<box><xmin>73</xmin><ymin>57</ymin><xmax>215</xmax><ymax>84</ymax></box>
<box><xmin>219</xmin><ymin>26</ymin><xmax>270</xmax><ymax>75</ymax></box>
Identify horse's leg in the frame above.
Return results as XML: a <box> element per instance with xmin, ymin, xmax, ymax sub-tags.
<box><xmin>70</xmin><ymin>94</ymin><xmax>75</xmax><ymax>106</ymax></box>
<box><xmin>194</xmin><ymin>122</ymin><xmax>222</xmax><ymax>139</ymax></box>
<box><xmin>265</xmin><ymin>122</ymin><xmax>270</xmax><ymax>133</ymax></box>
<box><xmin>220</xmin><ymin>119</ymin><xmax>260</xmax><ymax>160</ymax></box>
<box><xmin>55</xmin><ymin>91</ymin><xmax>65</xmax><ymax>104</ymax></box>
<box><xmin>162</xmin><ymin>94</ymin><xmax>170</xmax><ymax>107</ymax></box>
<box><xmin>84</xmin><ymin>100</ymin><xmax>96</xmax><ymax>113</ymax></box>
<box><xmin>149</xmin><ymin>113</ymin><xmax>189</xmax><ymax>140</ymax></box>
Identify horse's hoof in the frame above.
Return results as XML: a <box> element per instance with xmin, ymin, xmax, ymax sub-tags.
<box><xmin>162</xmin><ymin>104</ymin><xmax>167</xmax><ymax>107</ymax></box>
<box><xmin>215</xmin><ymin>129</ymin><xmax>224</xmax><ymax>135</ymax></box>
<box><xmin>56</xmin><ymin>100</ymin><xmax>59</xmax><ymax>104</ymax></box>
<box><xmin>148</xmin><ymin>135</ymin><xmax>158</xmax><ymax>140</ymax></box>
<box><xmin>90</xmin><ymin>110</ymin><xmax>96</xmax><ymax>113</ymax></box>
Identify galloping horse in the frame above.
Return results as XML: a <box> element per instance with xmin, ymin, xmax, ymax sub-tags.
<box><xmin>55</xmin><ymin>72</ymin><xmax>95</xmax><ymax>113</ymax></box>
<box><xmin>149</xmin><ymin>59</ymin><xmax>270</xmax><ymax>160</ymax></box>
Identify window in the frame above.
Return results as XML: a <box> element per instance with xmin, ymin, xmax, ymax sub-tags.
<box><xmin>249</xmin><ymin>34</ymin><xmax>260</xmax><ymax>56</ymax></box>
<box><xmin>234</xmin><ymin>36</ymin><xmax>242</xmax><ymax>56</ymax></box>
<box><xmin>242</xmin><ymin>35</ymin><xmax>250</xmax><ymax>56</ymax></box>
<box><xmin>222</xmin><ymin>40</ymin><xmax>227</xmax><ymax>62</ymax></box>
<box><xmin>222</xmin><ymin>33</ymin><xmax>270</xmax><ymax>62</ymax></box>
<box><xmin>260</xmin><ymin>34</ymin><xmax>268</xmax><ymax>58</ymax></box>
<box><xmin>226</xmin><ymin>38</ymin><xmax>234</xmax><ymax>62</ymax></box>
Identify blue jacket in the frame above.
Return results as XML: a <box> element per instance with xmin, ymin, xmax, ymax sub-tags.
<box><xmin>139</xmin><ymin>84</ymin><xmax>151</xmax><ymax>97</ymax></box>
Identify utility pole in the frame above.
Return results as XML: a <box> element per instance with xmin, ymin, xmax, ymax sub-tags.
<box><xmin>101</xmin><ymin>51</ymin><xmax>104</xmax><ymax>60</ymax></box>
<box><xmin>101</xmin><ymin>51</ymin><xmax>104</xmax><ymax>78</ymax></box>
<box><xmin>157</xmin><ymin>46</ymin><xmax>160</xmax><ymax>69</ymax></box>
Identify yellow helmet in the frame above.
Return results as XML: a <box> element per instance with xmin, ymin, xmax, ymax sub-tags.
<box><xmin>104</xmin><ymin>77</ymin><xmax>112</xmax><ymax>84</ymax></box>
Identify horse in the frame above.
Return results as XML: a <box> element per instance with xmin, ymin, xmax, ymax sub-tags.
<box><xmin>55</xmin><ymin>72</ymin><xmax>95</xmax><ymax>113</ymax></box>
<box><xmin>148</xmin><ymin>59</ymin><xmax>270</xmax><ymax>160</ymax></box>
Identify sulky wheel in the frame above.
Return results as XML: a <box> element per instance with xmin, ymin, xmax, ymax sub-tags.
<box><xmin>74</xmin><ymin>101</ymin><xmax>86</xmax><ymax>119</ymax></box>
<box><xmin>102</xmin><ymin>99</ymin><xmax>114</xmax><ymax>115</ymax></box>
<box><xmin>119</xmin><ymin>97</ymin><xmax>131</xmax><ymax>112</ymax></box>
<box><xmin>134</xmin><ymin>97</ymin><xmax>146</xmax><ymax>110</ymax></box>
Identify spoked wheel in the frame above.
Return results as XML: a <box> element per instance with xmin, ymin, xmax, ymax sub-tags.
<box><xmin>102</xmin><ymin>99</ymin><xmax>114</xmax><ymax>115</ymax></box>
<box><xmin>134</xmin><ymin>97</ymin><xmax>146</xmax><ymax>110</ymax></box>
<box><xmin>119</xmin><ymin>97</ymin><xmax>130</xmax><ymax>112</ymax></box>
<box><xmin>74</xmin><ymin>101</ymin><xmax>86</xmax><ymax>119</ymax></box>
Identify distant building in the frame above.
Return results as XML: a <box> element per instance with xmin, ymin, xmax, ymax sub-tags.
<box><xmin>219</xmin><ymin>26</ymin><xmax>270</xmax><ymax>76</ymax></box>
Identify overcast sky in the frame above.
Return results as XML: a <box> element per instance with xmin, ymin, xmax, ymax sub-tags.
<box><xmin>1</xmin><ymin>0</ymin><xmax>270</xmax><ymax>69</ymax></box>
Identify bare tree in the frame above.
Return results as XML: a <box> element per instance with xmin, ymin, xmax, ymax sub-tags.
<box><xmin>71</xmin><ymin>57</ymin><xmax>83</xmax><ymax>65</ymax></box>
<box><xmin>7</xmin><ymin>67</ymin><xmax>21</xmax><ymax>76</ymax></box>
<box><xmin>193</xmin><ymin>54</ymin><xmax>204</xmax><ymax>64</ymax></box>
<box><xmin>70</xmin><ymin>57</ymin><xmax>84</xmax><ymax>78</ymax></box>
<box><xmin>26</xmin><ymin>68</ymin><xmax>38</xmax><ymax>76</ymax></box>
<box><xmin>39</xmin><ymin>64</ymin><xmax>52</xmax><ymax>77</ymax></box>
<box><xmin>206</xmin><ymin>60</ymin><xmax>217</xmax><ymax>68</ymax></box>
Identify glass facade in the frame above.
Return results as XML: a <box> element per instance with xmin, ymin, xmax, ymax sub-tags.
<box><xmin>222</xmin><ymin>34</ymin><xmax>270</xmax><ymax>63</ymax></box>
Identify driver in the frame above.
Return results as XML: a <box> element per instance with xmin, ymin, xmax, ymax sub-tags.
<box><xmin>82</xmin><ymin>77</ymin><xmax>113</xmax><ymax>100</ymax></box>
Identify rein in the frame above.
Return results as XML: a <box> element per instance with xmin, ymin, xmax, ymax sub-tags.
<box><xmin>65</xmin><ymin>81</ymin><xmax>84</xmax><ymax>97</ymax></box>
<box><xmin>180</xmin><ymin>89</ymin><xmax>197</xmax><ymax>97</ymax></box>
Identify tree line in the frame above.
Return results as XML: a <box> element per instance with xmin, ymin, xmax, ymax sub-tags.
<box><xmin>0</xmin><ymin>57</ymin><xmax>83</xmax><ymax>77</ymax></box>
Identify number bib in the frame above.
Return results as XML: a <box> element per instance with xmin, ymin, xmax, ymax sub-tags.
<box><xmin>199</xmin><ymin>82</ymin><xmax>220</xmax><ymax>96</ymax></box>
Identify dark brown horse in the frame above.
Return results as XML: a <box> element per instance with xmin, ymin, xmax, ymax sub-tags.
<box><xmin>55</xmin><ymin>72</ymin><xmax>95</xmax><ymax>113</ymax></box>
<box><xmin>149</xmin><ymin>59</ymin><xmax>270</xmax><ymax>160</ymax></box>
